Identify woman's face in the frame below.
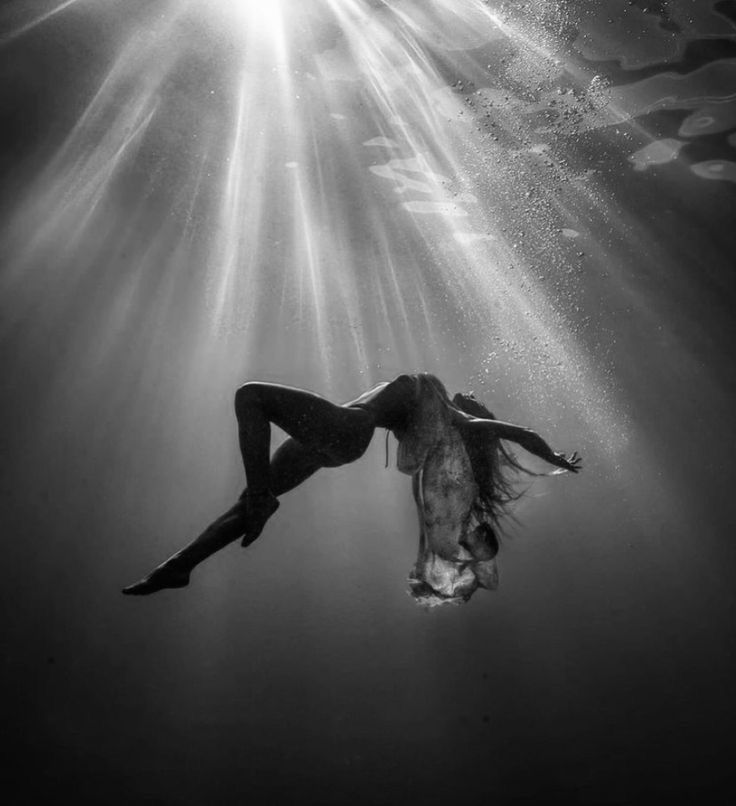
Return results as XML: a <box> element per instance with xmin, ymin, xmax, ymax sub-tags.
<box><xmin>452</xmin><ymin>391</ymin><xmax>495</xmax><ymax>420</ymax></box>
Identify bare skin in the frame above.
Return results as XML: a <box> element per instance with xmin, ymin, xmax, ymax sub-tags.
<box><xmin>122</xmin><ymin>375</ymin><xmax>580</xmax><ymax>595</ymax></box>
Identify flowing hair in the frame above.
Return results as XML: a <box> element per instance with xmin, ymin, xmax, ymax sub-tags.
<box><xmin>405</xmin><ymin>375</ymin><xmax>536</xmax><ymax>607</ymax></box>
<box><xmin>413</xmin><ymin>374</ymin><xmax>539</xmax><ymax>530</ymax></box>
<box><xmin>453</xmin><ymin>393</ymin><xmax>540</xmax><ymax>529</ymax></box>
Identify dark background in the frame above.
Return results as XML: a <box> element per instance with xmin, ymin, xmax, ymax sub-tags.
<box><xmin>1</xmin><ymin>1</ymin><xmax>735</xmax><ymax>803</ymax></box>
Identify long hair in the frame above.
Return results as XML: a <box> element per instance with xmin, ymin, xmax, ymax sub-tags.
<box><xmin>452</xmin><ymin>392</ymin><xmax>540</xmax><ymax>530</ymax></box>
<box><xmin>412</xmin><ymin>375</ymin><xmax>537</xmax><ymax>526</ymax></box>
<box><xmin>405</xmin><ymin>376</ymin><xmax>534</xmax><ymax>607</ymax></box>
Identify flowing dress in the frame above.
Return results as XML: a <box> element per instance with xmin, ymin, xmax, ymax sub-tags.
<box><xmin>396</xmin><ymin>375</ymin><xmax>499</xmax><ymax>602</ymax></box>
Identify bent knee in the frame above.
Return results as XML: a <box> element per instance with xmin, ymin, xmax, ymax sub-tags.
<box><xmin>234</xmin><ymin>382</ymin><xmax>264</xmax><ymax>412</ymax></box>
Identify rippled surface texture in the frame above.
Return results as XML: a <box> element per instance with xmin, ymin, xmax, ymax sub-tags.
<box><xmin>1</xmin><ymin>1</ymin><xmax>734</xmax><ymax>803</ymax></box>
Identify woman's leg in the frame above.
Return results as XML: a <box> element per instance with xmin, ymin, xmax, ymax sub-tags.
<box><xmin>171</xmin><ymin>436</ymin><xmax>327</xmax><ymax>568</ymax></box>
<box><xmin>234</xmin><ymin>382</ymin><xmax>374</xmax><ymax>536</ymax></box>
<box><xmin>122</xmin><ymin>438</ymin><xmax>325</xmax><ymax>595</ymax></box>
<box><xmin>234</xmin><ymin>382</ymin><xmax>373</xmax><ymax>489</ymax></box>
<box><xmin>123</xmin><ymin>381</ymin><xmax>375</xmax><ymax>595</ymax></box>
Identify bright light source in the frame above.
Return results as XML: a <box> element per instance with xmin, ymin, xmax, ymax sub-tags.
<box><xmin>201</xmin><ymin>0</ymin><xmax>285</xmax><ymax>39</ymax></box>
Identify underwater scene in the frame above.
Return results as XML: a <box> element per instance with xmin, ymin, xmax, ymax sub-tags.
<box><xmin>1</xmin><ymin>1</ymin><xmax>734</xmax><ymax>803</ymax></box>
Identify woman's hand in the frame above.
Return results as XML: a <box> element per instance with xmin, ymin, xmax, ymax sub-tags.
<box><xmin>551</xmin><ymin>451</ymin><xmax>582</xmax><ymax>473</ymax></box>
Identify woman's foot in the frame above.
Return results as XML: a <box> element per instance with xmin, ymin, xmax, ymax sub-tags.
<box><xmin>240</xmin><ymin>491</ymin><xmax>280</xmax><ymax>546</ymax></box>
<box><xmin>122</xmin><ymin>562</ymin><xmax>191</xmax><ymax>595</ymax></box>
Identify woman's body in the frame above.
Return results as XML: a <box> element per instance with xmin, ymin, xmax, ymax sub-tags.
<box><xmin>407</xmin><ymin>386</ymin><xmax>526</xmax><ymax>605</ymax></box>
<box><xmin>123</xmin><ymin>373</ymin><xmax>580</xmax><ymax>595</ymax></box>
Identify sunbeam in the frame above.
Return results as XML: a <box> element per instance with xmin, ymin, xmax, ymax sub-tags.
<box><xmin>2</xmin><ymin>1</ymin><xmax>736</xmax><ymax>802</ymax></box>
<box><xmin>3</xmin><ymin>0</ymin><xmax>734</xmax><ymax>505</ymax></box>
<box><xmin>1</xmin><ymin>0</ymin><xmax>721</xmax><ymax>505</ymax></box>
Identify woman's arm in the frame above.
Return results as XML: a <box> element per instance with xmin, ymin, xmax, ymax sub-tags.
<box><xmin>451</xmin><ymin>408</ymin><xmax>581</xmax><ymax>472</ymax></box>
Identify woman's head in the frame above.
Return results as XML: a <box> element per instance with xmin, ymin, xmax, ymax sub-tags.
<box><xmin>452</xmin><ymin>391</ymin><xmax>493</xmax><ymax>419</ymax></box>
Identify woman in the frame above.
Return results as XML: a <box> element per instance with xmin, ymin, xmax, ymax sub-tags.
<box><xmin>406</xmin><ymin>383</ymin><xmax>543</xmax><ymax>606</ymax></box>
<box><xmin>122</xmin><ymin>373</ymin><xmax>580</xmax><ymax>595</ymax></box>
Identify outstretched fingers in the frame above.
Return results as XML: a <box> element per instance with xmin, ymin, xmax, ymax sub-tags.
<box><xmin>552</xmin><ymin>450</ymin><xmax>582</xmax><ymax>473</ymax></box>
<box><xmin>565</xmin><ymin>451</ymin><xmax>582</xmax><ymax>472</ymax></box>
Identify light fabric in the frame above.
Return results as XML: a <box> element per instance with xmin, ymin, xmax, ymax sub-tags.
<box><xmin>402</xmin><ymin>376</ymin><xmax>499</xmax><ymax>603</ymax></box>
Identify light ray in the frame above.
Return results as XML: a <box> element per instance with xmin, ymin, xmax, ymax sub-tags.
<box><xmin>2</xmin><ymin>0</ymin><xmax>718</xmax><ymax>530</ymax></box>
<box><xmin>0</xmin><ymin>0</ymin><xmax>85</xmax><ymax>45</ymax></box>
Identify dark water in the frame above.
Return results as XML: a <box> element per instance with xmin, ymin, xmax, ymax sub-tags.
<box><xmin>1</xmin><ymin>1</ymin><xmax>735</xmax><ymax>803</ymax></box>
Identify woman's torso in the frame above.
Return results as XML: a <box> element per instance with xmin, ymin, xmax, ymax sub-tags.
<box><xmin>344</xmin><ymin>373</ymin><xmax>417</xmax><ymax>430</ymax></box>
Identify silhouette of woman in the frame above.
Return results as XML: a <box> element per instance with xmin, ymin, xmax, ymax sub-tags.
<box><xmin>123</xmin><ymin>373</ymin><xmax>580</xmax><ymax>595</ymax></box>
